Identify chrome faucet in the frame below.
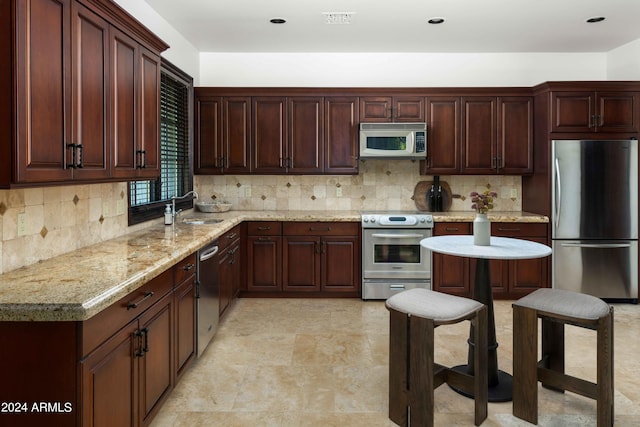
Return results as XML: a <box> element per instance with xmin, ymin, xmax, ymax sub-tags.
<box><xmin>171</xmin><ymin>190</ymin><xmax>199</xmax><ymax>220</ymax></box>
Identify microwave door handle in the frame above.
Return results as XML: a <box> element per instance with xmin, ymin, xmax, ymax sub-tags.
<box><xmin>371</xmin><ymin>233</ymin><xmax>425</xmax><ymax>239</ymax></box>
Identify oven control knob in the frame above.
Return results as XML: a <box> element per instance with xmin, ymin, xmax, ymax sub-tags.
<box><xmin>420</xmin><ymin>218</ymin><xmax>426</xmax><ymax>223</ymax></box>
<box><xmin>370</xmin><ymin>217</ymin><xmax>376</xmax><ymax>223</ymax></box>
<box><xmin>363</xmin><ymin>217</ymin><xmax>369</xmax><ymax>223</ymax></box>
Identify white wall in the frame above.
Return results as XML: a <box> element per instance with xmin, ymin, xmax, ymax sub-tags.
<box><xmin>113</xmin><ymin>0</ymin><xmax>200</xmax><ymax>83</ymax></box>
<box><xmin>199</xmin><ymin>52</ymin><xmax>609</xmax><ymax>87</ymax></box>
<box><xmin>607</xmin><ymin>39</ymin><xmax>640</xmax><ymax>79</ymax></box>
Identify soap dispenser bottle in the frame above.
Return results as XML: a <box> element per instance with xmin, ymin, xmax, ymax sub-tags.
<box><xmin>164</xmin><ymin>204</ymin><xmax>173</xmax><ymax>225</ymax></box>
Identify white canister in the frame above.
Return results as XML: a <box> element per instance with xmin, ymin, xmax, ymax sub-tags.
<box><xmin>473</xmin><ymin>213</ymin><xmax>490</xmax><ymax>246</ymax></box>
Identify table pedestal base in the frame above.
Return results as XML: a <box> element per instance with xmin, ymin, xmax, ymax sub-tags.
<box><xmin>448</xmin><ymin>365</ymin><xmax>513</xmax><ymax>402</ymax></box>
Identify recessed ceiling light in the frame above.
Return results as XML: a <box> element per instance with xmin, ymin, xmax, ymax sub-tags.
<box><xmin>322</xmin><ymin>12</ymin><xmax>354</xmax><ymax>25</ymax></box>
<box><xmin>428</xmin><ymin>17</ymin><xmax>445</xmax><ymax>24</ymax></box>
<box><xmin>270</xmin><ymin>18</ymin><xmax>286</xmax><ymax>24</ymax></box>
<box><xmin>586</xmin><ymin>16</ymin><xmax>605</xmax><ymax>23</ymax></box>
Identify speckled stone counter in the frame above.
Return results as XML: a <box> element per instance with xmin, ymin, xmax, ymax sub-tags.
<box><xmin>0</xmin><ymin>209</ymin><xmax>545</xmax><ymax>322</ymax></box>
<box><xmin>432</xmin><ymin>211</ymin><xmax>548</xmax><ymax>223</ymax></box>
<box><xmin>0</xmin><ymin>210</ymin><xmax>361</xmax><ymax>322</ymax></box>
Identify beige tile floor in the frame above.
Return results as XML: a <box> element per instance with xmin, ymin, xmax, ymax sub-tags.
<box><xmin>152</xmin><ymin>298</ymin><xmax>640</xmax><ymax>426</ymax></box>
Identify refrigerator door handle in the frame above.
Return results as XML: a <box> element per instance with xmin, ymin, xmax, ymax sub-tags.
<box><xmin>554</xmin><ymin>157</ymin><xmax>562</xmax><ymax>230</ymax></box>
<box><xmin>559</xmin><ymin>242</ymin><xmax>632</xmax><ymax>249</ymax></box>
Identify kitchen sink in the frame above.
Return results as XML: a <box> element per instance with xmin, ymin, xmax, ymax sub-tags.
<box><xmin>182</xmin><ymin>218</ymin><xmax>224</xmax><ymax>225</ymax></box>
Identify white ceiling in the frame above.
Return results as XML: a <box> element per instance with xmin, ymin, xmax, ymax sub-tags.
<box><xmin>143</xmin><ymin>0</ymin><xmax>640</xmax><ymax>53</ymax></box>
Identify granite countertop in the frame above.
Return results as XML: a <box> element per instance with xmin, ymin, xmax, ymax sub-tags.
<box><xmin>0</xmin><ymin>210</ymin><xmax>546</xmax><ymax>322</ymax></box>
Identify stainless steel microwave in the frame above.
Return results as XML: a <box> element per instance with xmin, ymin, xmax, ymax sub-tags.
<box><xmin>359</xmin><ymin>122</ymin><xmax>427</xmax><ymax>159</ymax></box>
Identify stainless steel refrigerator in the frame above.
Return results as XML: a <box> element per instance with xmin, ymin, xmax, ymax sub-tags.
<box><xmin>552</xmin><ymin>139</ymin><xmax>638</xmax><ymax>302</ymax></box>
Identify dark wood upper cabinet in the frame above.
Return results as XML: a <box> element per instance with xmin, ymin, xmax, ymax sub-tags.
<box><xmin>325</xmin><ymin>96</ymin><xmax>359</xmax><ymax>174</ymax></box>
<box><xmin>461</xmin><ymin>96</ymin><xmax>498</xmax><ymax>174</ymax></box>
<box><xmin>360</xmin><ymin>96</ymin><xmax>424</xmax><ymax>122</ymax></box>
<box><xmin>424</xmin><ymin>97</ymin><xmax>460</xmax><ymax>174</ymax></box>
<box><xmin>551</xmin><ymin>91</ymin><xmax>640</xmax><ymax>133</ymax></box>
<box><xmin>1</xmin><ymin>0</ymin><xmax>168</xmax><ymax>188</ymax></box>
<box><xmin>288</xmin><ymin>97</ymin><xmax>324</xmax><ymax>173</ymax></box>
<box><xmin>252</xmin><ymin>96</ymin><xmax>287</xmax><ymax>173</ymax></box>
<box><xmin>498</xmin><ymin>97</ymin><xmax>533</xmax><ymax>174</ymax></box>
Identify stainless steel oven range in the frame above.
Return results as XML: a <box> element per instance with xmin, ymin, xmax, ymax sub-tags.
<box><xmin>361</xmin><ymin>212</ymin><xmax>433</xmax><ymax>300</ymax></box>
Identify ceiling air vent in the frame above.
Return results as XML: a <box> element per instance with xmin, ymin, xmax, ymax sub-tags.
<box><xmin>322</xmin><ymin>12</ymin><xmax>354</xmax><ymax>25</ymax></box>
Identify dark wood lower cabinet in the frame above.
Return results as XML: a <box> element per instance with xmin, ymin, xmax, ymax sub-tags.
<box><xmin>0</xmin><ymin>255</ymin><xmax>196</xmax><ymax>427</ymax></box>
<box><xmin>245</xmin><ymin>221</ymin><xmax>360</xmax><ymax>296</ymax></box>
<box><xmin>432</xmin><ymin>222</ymin><xmax>549</xmax><ymax>299</ymax></box>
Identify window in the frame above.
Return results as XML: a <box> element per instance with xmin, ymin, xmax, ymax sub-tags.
<box><xmin>128</xmin><ymin>59</ymin><xmax>193</xmax><ymax>225</ymax></box>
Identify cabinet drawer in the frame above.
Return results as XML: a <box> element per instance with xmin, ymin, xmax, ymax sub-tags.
<box><xmin>283</xmin><ymin>222</ymin><xmax>359</xmax><ymax>236</ymax></box>
<box><xmin>219</xmin><ymin>225</ymin><xmax>242</xmax><ymax>251</ymax></box>
<box><xmin>174</xmin><ymin>253</ymin><xmax>196</xmax><ymax>285</ymax></box>
<box><xmin>491</xmin><ymin>223</ymin><xmax>547</xmax><ymax>238</ymax></box>
<box><xmin>81</xmin><ymin>268</ymin><xmax>173</xmax><ymax>356</ymax></box>
<box><xmin>247</xmin><ymin>221</ymin><xmax>282</xmax><ymax>236</ymax></box>
<box><xmin>434</xmin><ymin>223</ymin><xmax>471</xmax><ymax>235</ymax></box>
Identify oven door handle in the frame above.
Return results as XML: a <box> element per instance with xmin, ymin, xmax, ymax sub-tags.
<box><xmin>370</xmin><ymin>233</ymin><xmax>426</xmax><ymax>239</ymax></box>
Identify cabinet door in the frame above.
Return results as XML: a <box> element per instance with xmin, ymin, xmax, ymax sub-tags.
<box><xmin>283</xmin><ymin>236</ymin><xmax>321</xmax><ymax>291</ymax></box>
<box><xmin>247</xmin><ymin>236</ymin><xmax>282</xmax><ymax>291</ymax></box>
<box><xmin>111</xmin><ymin>27</ymin><xmax>139</xmax><ymax>178</ymax></box>
<box><xmin>509</xmin><ymin>236</ymin><xmax>549</xmax><ymax>297</ymax></box>
<box><xmin>252</xmin><ymin>97</ymin><xmax>286</xmax><ymax>173</ymax></box>
<box><xmin>498</xmin><ymin>97</ymin><xmax>533</xmax><ymax>174</ymax></box>
<box><xmin>223</xmin><ymin>97</ymin><xmax>252</xmax><ymax>173</ymax></box>
<box><xmin>288</xmin><ymin>97</ymin><xmax>324</xmax><ymax>173</ymax></box>
<box><xmin>137</xmin><ymin>46</ymin><xmax>161</xmax><ymax>178</ymax></box>
<box><xmin>218</xmin><ymin>246</ymin><xmax>234</xmax><ymax>316</ymax></box>
<box><xmin>324</xmin><ymin>97</ymin><xmax>359</xmax><ymax>174</ymax></box>
<box><xmin>72</xmin><ymin>2</ymin><xmax>110</xmax><ymax>180</ymax></box>
<box><xmin>461</xmin><ymin>97</ymin><xmax>497</xmax><ymax>174</ymax></box>
<box><xmin>322</xmin><ymin>236</ymin><xmax>360</xmax><ymax>292</ymax></box>
<box><xmin>15</xmin><ymin>0</ymin><xmax>73</xmax><ymax>183</ymax></box>
<box><xmin>360</xmin><ymin>96</ymin><xmax>391</xmax><ymax>122</ymax></box>
<box><xmin>81</xmin><ymin>321</ymin><xmax>139</xmax><ymax>427</ymax></box>
<box><xmin>597</xmin><ymin>92</ymin><xmax>639</xmax><ymax>133</ymax></box>
<box><xmin>394</xmin><ymin>96</ymin><xmax>425</xmax><ymax>122</ymax></box>
<box><xmin>424</xmin><ymin>97</ymin><xmax>460</xmax><ymax>174</ymax></box>
<box><xmin>174</xmin><ymin>277</ymin><xmax>195</xmax><ymax>379</ymax></box>
<box><xmin>194</xmin><ymin>96</ymin><xmax>223</xmax><ymax>173</ymax></box>
<box><xmin>138</xmin><ymin>291</ymin><xmax>174</xmax><ymax>426</ymax></box>
<box><xmin>550</xmin><ymin>91</ymin><xmax>594</xmax><ymax>132</ymax></box>
<box><xmin>432</xmin><ymin>223</ymin><xmax>471</xmax><ymax>297</ymax></box>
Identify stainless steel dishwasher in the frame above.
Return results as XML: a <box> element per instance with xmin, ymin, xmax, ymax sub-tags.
<box><xmin>196</xmin><ymin>240</ymin><xmax>220</xmax><ymax>357</ymax></box>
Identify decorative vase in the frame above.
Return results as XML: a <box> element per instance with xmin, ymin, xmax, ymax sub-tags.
<box><xmin>473</xmin><ymin>213</ymin><xmax>491</xmax><ymax>246</ymax></box>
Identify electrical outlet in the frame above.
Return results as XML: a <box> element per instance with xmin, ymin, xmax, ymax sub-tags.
<box><xmin>17</xmin><ymin>213</ymin><xmax>27</xmax><ymax>236</ymax></box>
<box><xmin>336</xmin><ymin>187</ymin><xmax>343</xmax><ymax>197</ymax></box>
<box><xmin>510</xmin><ymin>188</ymin><xmax>518</xmax><ymax>198</ymax></box>
<box><xmin>102</xmin><ymin>201</ymin><xmax>110</xmax><ymax>217</ymax></box>
<box><xmin>244</xmin><ymin>186</ymin><xmax>252</xmax><ymax>197</ymax></box>
<box><xmin>116</xmin><ymin>200</ymin><xmax>125</xmax><ymax>215</ymax></box>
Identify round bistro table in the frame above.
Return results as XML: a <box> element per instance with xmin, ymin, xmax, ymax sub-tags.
<box><xmin>420</xmin><ymin>235</ymin><xmax>552</xmax><ymax>402</ymax></box>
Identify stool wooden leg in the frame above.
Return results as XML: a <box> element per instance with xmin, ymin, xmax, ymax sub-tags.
<box><xmin>597</xmin><ymin>308</ymin><xmax>614</xmax><ymax>427</ymax></box>
<box><xmin>541</xmin><ymin>317</ymin><xmax>565</xmax><ymax>392</ymax></box>
<box><xmin>513</xmin><ymin>305</ymin><xmax>539</xmax><ymax>424</ymax></box>
<box><xmin>473</xmin><ymin>306</ymin><xmax>488</xmax><ymax>426</ymax></box>
<box><xmin>388</xmin><ymin>309</ymin><xmax>408</xmax><ymax>427</ymax></box>
<box><xmin>409</xmin><ymin>315</ymin><xmax>435</xmax><ymax>427</ymax></box>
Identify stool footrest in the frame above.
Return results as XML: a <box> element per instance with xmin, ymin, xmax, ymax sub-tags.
<box><xmin>538</xmin><ymin>366</ymin><xmax>598</xmax><ymax>399</ymax></box>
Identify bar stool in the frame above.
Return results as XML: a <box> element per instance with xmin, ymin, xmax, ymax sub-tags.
<box><xmin>386</xmin><ymin>288</ymin><xmax>488</xmax><ymax>427</ymax></box>
<box><xmin>512</xmin><ymin>288</ymin><xmax>614</xmax><ymax>427</ymax></box>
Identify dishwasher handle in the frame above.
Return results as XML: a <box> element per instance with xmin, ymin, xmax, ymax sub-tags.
<box><xmin>199</xmin><ymin>245</ymin><xmax>219</xmax><ymax>261</ymax></box>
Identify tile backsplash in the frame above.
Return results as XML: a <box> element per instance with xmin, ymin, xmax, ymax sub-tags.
<box><xmin>0</xmin><ymin>161</ymin><xmax>522</xmax><ymax>274</ymax></box>
<box><xmin>0</xmin><ymin>183</ymin><xmax>154</xmax><ymax>274</ymax></box>
<box><xmin>195</xmin><ymin>160</ymin><xmax>522</xmax><ymax>213</ymax></box>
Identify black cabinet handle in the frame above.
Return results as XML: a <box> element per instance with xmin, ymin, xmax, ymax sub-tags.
<box><xmin>257</xmin><ymin>226</ymin><xmax>271</xmax><ymax>231</ymax></box>
<box><xmin>182</xmin><ymin>263</ymin><xmax>195</xmax><ymax>271</ymax></box>
<box><xmin>497</xmin><ymin>228</ymin><xmax>521</xmax><ymax>232</ymax></box>
<box><xmin>309</xmin><ymin>226</ymin><xmax>331</xmax><ymax>232</ymax></box>
<box><xmin>127</xmin><ymin>291</ymin><xmax>154</xmax><ymax>310</ymax></box>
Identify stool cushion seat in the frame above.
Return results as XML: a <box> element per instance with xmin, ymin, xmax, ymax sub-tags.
<box><xmin>513</xmin><ymin>288</ymin><xmax>610</xmax><ymax>320</ymax></box>
<box><xmin>386</xmin><ymin>288</ymin><xmax>484</xmax><ymax>323</ymax></box>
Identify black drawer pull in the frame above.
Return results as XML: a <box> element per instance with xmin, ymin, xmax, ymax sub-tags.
<box><xmin>497</xmin><ymin>228</ymin><xmax>521</xmax><ymax>232</ymax></box>
<box><xmin>309</xmin><ymin>226</ymin><xmax>331</xmax><ymax>232</ymax></box>
<box><xmin>258</xmin><ymin>237</ymin><xmax>271</xmax><ymax>241</ymax></box>
<box><xmin>227</xmin><ymin>233</ymin><xmax>238</xmax><ymax>240</ymax></box>
<box><xmin>182</xmin><ymin>263</ymin><xmax>195</xmax><ymax>271</ymax></box>
<box><xmin>257</xmin><ymin>226</ymin><xmax>271</xmax><ymax>231</ymax></box>
<box><xmin>445</xmin><ymin>227</ymin><xmax>459</xmax><ymax>232</ymax></box>
<box><xmin>127</xmin><ymin>291</ymin><xmax>154</xmax><ymax>310</ymax></box>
